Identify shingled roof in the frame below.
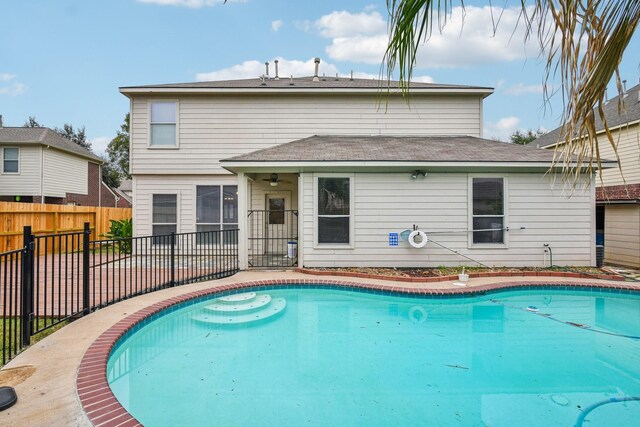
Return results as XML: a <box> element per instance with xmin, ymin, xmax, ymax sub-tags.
<box><xmin>222</xmin><ymin>135</ymin><xmax>585</xmax><ymax>164</ymax></box>
<box><xmin>535</xmin><ymin>83</ymin><xmax>640</xmax><ymax>147</ymax></box>
<box><xmin>121</xmin><ymin>76</ymin><xmax>492</xmax><ymax>94</ymax></box>
<box><xmin>0</xmin><ymin>127</ymin><xmax>102</xmax><ymax>162</ymax></box>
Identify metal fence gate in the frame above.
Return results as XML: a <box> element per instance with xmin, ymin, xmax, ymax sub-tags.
<box><xmin>248</xmin><ymin>210</ymin><xmax>298</xmax><ymax>268</ymax></box>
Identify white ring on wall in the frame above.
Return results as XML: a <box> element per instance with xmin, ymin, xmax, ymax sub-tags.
<box><xmin>408</xmin><ymin>230</ymin><xmax>428</xmax><ymax>248</ymax></box>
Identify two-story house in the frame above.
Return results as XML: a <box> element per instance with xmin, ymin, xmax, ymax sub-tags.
<box><xmin>0</xmin><ymin>125</ymin><xmax>127</xmax><ymax>207</ymax></box>
<box><xmin>121</xmin><ymin>61</ymin><xmax>610</xmax><ymax>270</ymax></box>
<box><xmin>536</xmin><ymin>82</ymin><xmax>640</xmax><ymax>268</ymax></box>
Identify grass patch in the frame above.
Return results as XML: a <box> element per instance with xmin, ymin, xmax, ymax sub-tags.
<box><xmin>1</xmin><ymin>317</ymin><xmax>69</xmax><ymax>366</ymax></box>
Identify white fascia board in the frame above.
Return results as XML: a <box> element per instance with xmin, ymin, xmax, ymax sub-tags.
<box><xmin>119</xmin><ymin>87</ymin><xmax>494</xmax><ymax>97</ymax></box>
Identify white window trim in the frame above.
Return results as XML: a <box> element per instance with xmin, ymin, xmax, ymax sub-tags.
<box><xmin>313</xmin><ymin>173</ymin><xmax>355</xmax><ymax>249</ymax></box>
<box><xmin>151</xmin><ymin>192</ymin><xmax>179</xmax><ymax>243</ymax></box>
<box><xmin>148</xmin><ymin>100</ymin><xmax>179</xmax><ymax>149</ymax></box>
<box><xmin>2</xmin><ymin>146</ymin><xmax>20</xmax><ymax>175</ymax></box>
<box><xmin>467</xmin><ymin>174</ymin><xmax>509</xmax><ymax>249</ymax></box>
<box><xmin>193</xmin><ymin>184</ymin><xmax>239</xmax><ymax>246</ymax></box>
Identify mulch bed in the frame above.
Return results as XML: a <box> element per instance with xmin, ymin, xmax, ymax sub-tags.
<box><xmin>296</xmin><ymin>266</ymin><xmax>626</xmax><ymax>282</ymax></box>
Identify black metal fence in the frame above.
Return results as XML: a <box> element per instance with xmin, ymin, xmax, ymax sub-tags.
<box><xmin>0</xmin><ymin>223</ymin><xmax>239</xmax><ymax>365</ymax></box>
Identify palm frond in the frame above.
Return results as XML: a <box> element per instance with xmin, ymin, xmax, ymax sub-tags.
<box><xmin>383</xmin><ymin>0</ymin><xmax>640</xmax><ymax>188</ymax></box>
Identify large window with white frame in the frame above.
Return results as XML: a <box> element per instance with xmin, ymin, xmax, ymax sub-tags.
<box><xmin>150</xmin><ymin>101</ymin><xmax>177</xmax><ymax>147</ymax></box>
<box><xmin>152</xmin><ymin>194</ymin><xmax>177</xmax><ymax>243</ymax></box>
<box><xmin>317</xmin><ymin>177</ymin><xmax>351</xmax><ymax>244</ymax></box>
<box><xmin>2</xmin><ymin>147</ymin><xmax>19</xmax><ymax>173</ymax></box>
<box><xmin>471</xmin><ymin>177</ymin><xmax>505</xmax><ymax>244</ymax></box>
<box><xmin>196</xmin><ymin>185</ymin><xmax>238</xmax><ymax>244</ymax></box>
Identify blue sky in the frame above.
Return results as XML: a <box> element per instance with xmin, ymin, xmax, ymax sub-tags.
<box><xmin>1</xmin><ymin>0</ymin><xmax>639</xmax><ymax>154</ymax></box>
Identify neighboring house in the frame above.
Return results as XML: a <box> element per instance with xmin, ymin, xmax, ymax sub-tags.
<box><xmin>121</xmin><ymin>64</ymin><xmax>610</xmax><ymax>269</ymax></box>
<box><xmin>117</xmin><ymin>179</ymin><xmax>132</xmax><ymax>202</ymax></box>
<box><xmin>0</xmin><ymin>126</ymin><xmax>121</xmax><ymax>207</ymax></box>
<box><xmin>535</xmin><ymin>83</ymin><xmax>640</xmax><ymax>268</ymax></box>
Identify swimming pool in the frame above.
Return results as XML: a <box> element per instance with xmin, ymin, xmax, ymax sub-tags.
<box><xmin>105</xmin><ymin>285</ymin><xmax>640</xmax><ymax>426</ymax></box>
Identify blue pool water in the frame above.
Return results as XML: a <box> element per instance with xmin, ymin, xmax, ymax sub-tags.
<box><xmin>107</xmin><ymin>287</ymin><xmax>640</xmax><ymax>426</ymax></box>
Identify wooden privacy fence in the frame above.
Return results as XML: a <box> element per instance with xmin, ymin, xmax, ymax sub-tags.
<box><xmin>0</xmin><ymin>202</ymin><xmax>132</xmax><ymax>253</ymax></box>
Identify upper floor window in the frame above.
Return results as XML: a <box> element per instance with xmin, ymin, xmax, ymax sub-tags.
<box><xmin>317</xmin><ymin>177</ymin><xmax>351</xmax><ymax>245</ymax></box>
<box><xmin>150</xmin><ymin>102</ymin><xmax>177</xmax><ymax>147</ymax></box>
<box><xmin>2</xmin><ymin>147</ymin><xmax>19</xmax><ymax>173</ymax></box>
<box><xmin>472</xmin><ymin>177</ymin><xmax>505</xmax><ymax>244</ymax></box>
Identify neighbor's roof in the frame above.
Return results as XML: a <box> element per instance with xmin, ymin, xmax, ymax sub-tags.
<box><xmin>222</xmin><ymin>135</ymin><xmax>588</xmax><ymax>165</ymax></box>
<box><xmin>535</xmin><ymin>83</ymin><xmax>640</xmax><ymax>148</ymax></box>
<box><xmin>120</xmin><ymin>76</ymin><xmax>493</xmax><ymax>96</ymax></box>
<box><xmin>0</xmin><ymin>127</ymin><xmax>102</xmax><ymax>162</ymax></box>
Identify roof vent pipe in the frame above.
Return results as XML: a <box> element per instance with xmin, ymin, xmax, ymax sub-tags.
<box><xmin>350</xmin><ymin>70</ymin><xmax>353</xmax><ymax>81</ymax></box>
<box><xmin>274</xmin><ymin>60</ymin><xmax>279</xmax><ymax>80</ymax></box>
<box><xmin>313</xmin><ymin>57</ymin><xmax>320</xmax><ymax>82</ymax></box>
<box><xmin>335</xmin><ymin>73</ymin><xmax>339</xmax><ymax>81</ymax></box>
<box><xmin>265</xmin><ymin>62</ymin><xmax>269</xmax><ymax>78</ymax></box>
<box><xmin>0</xmin><ymin>115</ymin><xmax>3</xmax><ymax>128</ymax></box>
<box><xmin>604</xmin><ymin>89</ymin><xmax>609</xmax><ymax>104</ymax></box>
<box><xmin>289</xmin><ymin>75</ymin><xmax>294</xmax><ymax>86</ymax></box>
<box><xmin>623</xmin><ymin>79</ymin><xmax>628</xmax><ymax>97</ymax></box>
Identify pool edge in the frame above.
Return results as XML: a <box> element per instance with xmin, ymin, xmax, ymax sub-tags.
<box><xmin>76</xmin><ymin>279</ymin><xmax>640</xmax><ymax>426</ymax></box>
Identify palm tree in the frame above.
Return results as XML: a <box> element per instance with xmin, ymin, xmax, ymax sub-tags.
<box><xmin>383</xmin><ymin>0</ymin><xmax>640</xmax><ymax>185</ymax></box>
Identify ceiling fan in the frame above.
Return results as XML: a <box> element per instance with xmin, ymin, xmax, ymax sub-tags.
<box><xmin>261</xmin><ymin>173</ymin><xmax>291</xmax><ymax>187</ymax></box>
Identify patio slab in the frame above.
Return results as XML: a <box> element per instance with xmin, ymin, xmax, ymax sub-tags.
<box><xmin>0</xmin><ymin>271</ymin><xmax>637</xmax><ymax>427</ymax></box>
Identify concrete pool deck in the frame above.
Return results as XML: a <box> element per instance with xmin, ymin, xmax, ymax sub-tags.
<box><xmin>1</xmin><ymin>270</ymin><xmax>638</xmax><ymax>427</ymax></box>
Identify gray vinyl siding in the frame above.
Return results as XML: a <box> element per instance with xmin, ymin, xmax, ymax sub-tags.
<box><xmin>130</xmin><ymin>94</ymin><xmax>483</xmax><ymax>175</ymax></box>
<box><xmin>597</xmin><ymin>123</ymin><xmax>640</xmax><ymax>186</ymax></box>
<box><xmin>133</xmin><ymin>174</ymin><xmax>238</xmax><ymax>237</ymax></box>
<box><xmin>604</xmin><ymin>204</ymin><xmax>640</xmax><ymax>268</ymax></box>
<box><xmin>0</xmin><ymin>145</ymin><xmax>41</xmax><ymax>196</ymax></box>
<box><xmin>300</xmin><ymin>172</ymin><xmax>593</xmax><ymax>267</ymax></box>
<box><xmin>42</xmin><ymin>148</ymin><xmax>88</xmax><ymax>197</ymax></box>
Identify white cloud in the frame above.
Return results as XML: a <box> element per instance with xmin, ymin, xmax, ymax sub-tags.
<box><xmin>506</xmin><ymin>83</ymin><xmax>543</xmax><ymax>95</ymax></box>
<box><xmin>0</xmin><ymin>73</ymin><xmax>16</xmax><ymax>82</ymax></box>
<box><xmin>196</xmin><ymin>58</ymin><xmax>340</xmax><ymax>81</ymax></box>
<box><xmin>271</xmin><ymin>19</ymin><xmax>283</xmax><ymax>32</ymax></box>
<box><xmin>484</xmin><ymin>116</ymin><xmax>521</xmax><ymax>141</ymax></box>
<box><xmin>314</xmin><ymin>10</ymin><xmax>386</xmax><ymax>38</ymax></box>
<box><xmin>316</xmin><ymin>6</ymin><xmax>541</xmax><ymax>68</ymax></box>
<box><xmin>0</xmin><ymin>82</ymin><xmax>27</xmax><ymax>96</ymax></box>
<box><xmin>411</xmin><ymin>75</ymin><xmax>435</xmax><ymax>83</ymax></box>
<box><xmin>90</xmin><ymin>136</ymin><xmax>112</xmax><ymax>156</ymax></box>
<box><xmin>136</xmin><ymin>0</ymin><xmax>243</xmax><ymax>8</ymax></box>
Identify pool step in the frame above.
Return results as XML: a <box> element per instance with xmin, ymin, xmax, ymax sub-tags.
<box><xmin>203</xmin><ymin>294</ymin><xmax>272</xmax><ymax>314</ymax></box>
<box><xmin>216</xmin><ymin>292</ymin><xmax>257</xmax><ymax>304</ymax></box>
<box><xmin>193</xmin><ymin>294</ymin><xmax>286</xmax><ymax>325</ymax></box>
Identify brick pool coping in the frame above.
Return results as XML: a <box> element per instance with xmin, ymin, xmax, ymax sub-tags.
<box><xmin>76</xmin><ymin>278</ymin><xmax>639</xmax><ymax>426</ymax></box>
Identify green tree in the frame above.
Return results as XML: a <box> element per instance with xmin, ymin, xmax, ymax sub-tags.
<box><xmin>106</xmin><ymin>113</ymin><xmax>130</xmax><ymax>180</ymax></box>
<box><xmin>510</xmin><ymin>129</ymin><xmax>546</xmax><ymax>145</ymax></box>
<box><xmin>100</xmin><ymin>154</ymin><xmax>121</xmax><ymax>188</ymax></box>
<box><xmin>23</xmin><ymin>116</ymin><xmax>42</xmax><ymax>127</ymax></box>
<box><xmin>55</xmin><ymin>123</ymin><xmax>91</xmax><ymax>150</ymax></box>
<box><xmin>383</xmin><ymin>0</ymin><xmax>640</xmax><ymax>182</ymax></box>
